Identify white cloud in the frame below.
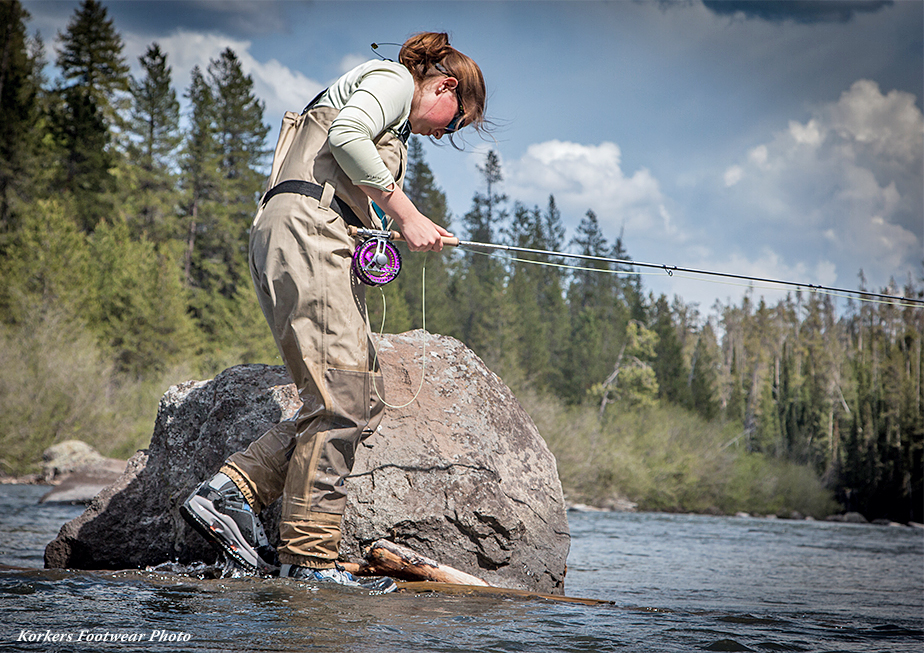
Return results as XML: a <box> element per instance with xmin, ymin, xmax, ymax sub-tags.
<box><xmin>504</xmin><ymin>140</ymin><xmax>675</xmax><ymax>239</ymax></box>
<box><xmin>126</xmin><ymin>29</ymin><xmax>322</xmax><ymax>133</ymax></box>
<box><xmin>720</xmin><ymin>79</ymin><xmax>923</xmax><ymax>293</ymax></box>
<box><xmin>724</xmin><ymin>165</ymin><xmax>743</xmax><ymax>187</ymax></box>
<box><xmin>788</xmin><ymin>119</ymin><xmax>822</xmax><ymax>146</ymax></box>
<box><xmin>828</xmin><ymin>79</ymin><xmax>923</xmax><ymax>164</ymax></box>
<box><xmin>748</xmin><ymin>145</ymin><xmax>769</xmax><ymax>168</ymax></box>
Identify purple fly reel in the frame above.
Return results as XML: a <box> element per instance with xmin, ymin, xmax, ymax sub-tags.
<box><xmin>352</xmin><ymin>236</ymin><xmax>402</xmax><ymax>286</ymax></box>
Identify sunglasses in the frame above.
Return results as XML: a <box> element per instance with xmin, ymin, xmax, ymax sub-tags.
<box><xmin>445</xmin><ymin>90</ymin><xmax>465</xmax><ymax>133</ymax></box>
<box><xmin>435</xmin><ymin>62</ymin><xmax>465</xmax><ymax>133</ymax></box>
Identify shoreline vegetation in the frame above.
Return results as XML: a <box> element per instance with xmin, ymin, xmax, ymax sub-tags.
<box><xmin>518</xmin><ymin>389</ymin><xmax>845</xmax><ymax>522</ymax></box>
<box><xmin>1</xmin><ymin>2</ymin><xmax>920</xmax><ymax>531</ymax></box>
<box><xmin>4</xmin><ymin>429</ymin><xmax>921</xmax><ymax>530</ymax></box>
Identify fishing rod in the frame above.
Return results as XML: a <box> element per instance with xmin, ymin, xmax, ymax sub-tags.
<box><xmin>348</xmin><ymin>227</ymin><xmax>924</xmax><ymax>307</ymax></box>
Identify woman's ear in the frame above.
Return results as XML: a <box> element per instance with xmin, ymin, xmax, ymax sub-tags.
<box><xmin>439</xmin><ymin>76</ymin><xmax>459</xmax><ymax>92</ymax></box>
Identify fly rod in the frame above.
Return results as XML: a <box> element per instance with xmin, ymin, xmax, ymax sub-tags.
<box><xmin>347</xmin><ymin>227</ymin><xmax>923</xmax><ymax>307</ymax></box>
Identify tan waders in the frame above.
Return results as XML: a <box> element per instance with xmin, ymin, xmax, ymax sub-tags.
<box><xmin>218</xmin><ymin>104</ymin><xmax>407</xmax><ymax>569</ymax></box>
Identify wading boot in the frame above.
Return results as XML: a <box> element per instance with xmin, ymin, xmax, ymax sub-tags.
<box><xmin>280</xmin><ymin>563</ymin><xmax>397</xmax><ymax>594</ymax></box>
<box><xmin>180</xmin><ymin>473</ymin><xmax>278</xmax><ymax>575</ymax></box>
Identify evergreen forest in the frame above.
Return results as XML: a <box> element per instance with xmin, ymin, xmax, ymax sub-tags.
<box><xmin>2</xmin><ymin>1</ymin><xmax>921</xmax><ymax>523</ymax></box>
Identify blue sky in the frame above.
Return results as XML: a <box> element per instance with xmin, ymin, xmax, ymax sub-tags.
<box><xmin>22</xmin><ymin>0</ymin><xmax>923</xmax><ymax>314</ymax></box>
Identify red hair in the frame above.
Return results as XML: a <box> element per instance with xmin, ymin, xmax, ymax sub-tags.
<box><xmin>399</xmin><ymin>32</ymin><xmax>487</xmax><ymax>145</ymax></box>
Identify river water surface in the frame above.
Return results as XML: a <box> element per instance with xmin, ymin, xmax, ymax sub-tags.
<box><xmin>1</xmin><ymin>484</ymin><xmax>921</xmax><ymax>652</ymax></box>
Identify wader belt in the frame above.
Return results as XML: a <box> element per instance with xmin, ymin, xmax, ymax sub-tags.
<box><xmin>261</xmin><ymin>180</ymin><xmax>364</xmax><ymax>229</ymax></box>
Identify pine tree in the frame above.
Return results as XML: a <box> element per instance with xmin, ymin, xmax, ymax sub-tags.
<box><xmin>690</xmin><ymin>322</ymin><xmax>721</xmax><ymax>421</ymax></box>
<box><xmin>0</xmin><ymin>0</ymin><xmax>43</xmax><ymax>233</ymax></box>
<box><xmin>726</xmin><ymin>346</ymin><xmax>745</xmax><ymax>424</ymax></box>
<box><xmin>209</xmin><ymin>48</ymin><xmax>268</xmax><ymax>199</ymax></box>
<box><xmin>182</xmin><ymin>50</ymin><xmax>271</xmax><ymax>358</ymax></box>
<box><xmin>455</xmin><ymin>149</ymin><xmax>508</xmax><ymax>367</ymax></box>
<box><xmin>505</xmin><ymin>202</ymin><xmax>549</xmax><ymax>387</ymax></box>
<box><xmin>537</xmin><ymin>196</ymin><xmax>570</xmax><ymax>392</ymax></box>
<box><xmin>651</xmin><ymin>293</ymin><xmax>692</xmax><ymax>407</ymax></box>
<box><xmin>564</xmin><ymin>210</ymin><xmax>629</xmax><ymax>403</ymax></box>
<box><xmin>180</xmin><ymin>65</ymin><xmax>220</xmax><ymax>286</ymax></box>
<box><xmin>504</xmin><ymin>199</ymin><xmax>570</xmax><ymax>392</ymax></box>
<box><xmin>55</xmin><ymin>0</ymin><xmax>130</xmax><ymax>132</ymax></box>
<box><xmin>468</xmin><ymin>150</ymin><xmax>506</xmax><ymax>244</ymax></box>
<box><xmin>124</xmin><ymin>43</ymin><xmax>181</xmax><ymax>242</ymax></box>
<box><xmin>48</xmin><ymin>84</ymin><xmax>115</xmax><ymax>232</ymax></box>
<box><xmin>612</xmin><ymin>228</ymin><xmax>646</xmax><ymax>321</ymax></box>
<box><xmin>568</xmin><ymin>210</ymin><xmax>609</xmax><ymax>311</ymax></box>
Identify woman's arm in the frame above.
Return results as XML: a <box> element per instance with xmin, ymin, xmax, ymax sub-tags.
<box><xmin>326</xmin><ymin>63</ymin><xmax>452</xmax><ymax>251</ymax></box>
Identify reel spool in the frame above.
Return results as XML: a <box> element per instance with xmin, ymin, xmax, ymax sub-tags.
<box><xmin>352</xmin><ymin>235</ymin><xmax>402</xmax><ymax>286</ymax></box>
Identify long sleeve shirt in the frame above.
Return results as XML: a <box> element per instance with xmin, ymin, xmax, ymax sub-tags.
<box><xmin>316</xmin><ymin>60</ymin><xmax>414</xmax><ymax>191</ymax></box>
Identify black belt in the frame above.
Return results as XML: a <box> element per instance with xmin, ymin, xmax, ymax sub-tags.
<box><xmin>261</xmin><ymin>180</ymin><xmax>364</xmax><ymax>229</ymax></box>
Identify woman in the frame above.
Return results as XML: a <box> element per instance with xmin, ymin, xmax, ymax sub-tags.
<box><xmin>181</xmin><ymin>32</ymin><xmax>487</xmax><ymax>592</ymax></box>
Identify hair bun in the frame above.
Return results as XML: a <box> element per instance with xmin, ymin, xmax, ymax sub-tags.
<box><xmin>399</xmin><ymin>32</ymin><xmax>454</xmax><ymax>75</ymax></box>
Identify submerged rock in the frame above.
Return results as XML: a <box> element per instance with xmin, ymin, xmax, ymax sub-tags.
<box><xmin>44</xmin><ymin>331</ymin><xmax>570</xmax><ymax>594</ymax></box>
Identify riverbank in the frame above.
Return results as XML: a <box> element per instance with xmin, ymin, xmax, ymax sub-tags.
<box><xmin>4</xmin><ymin>437</ymin><xmax>917</xmax><ymax>528</ymax></box>
<box><xmin>565</xmin><ymin>499</ymin><xmax>924</xmax><ymax>529</ymax></box>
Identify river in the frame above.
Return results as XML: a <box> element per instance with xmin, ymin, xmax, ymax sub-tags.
<box><xmin>1</xmin><ymin>484</ymin><xmax>921</xmax><ymax>652</ymax></box>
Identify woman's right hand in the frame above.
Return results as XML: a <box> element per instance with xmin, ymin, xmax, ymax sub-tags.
<box><xmin>396</xmin><ymin>212</ymin><xmax>454</xmax><ymax>252</ymax></box>
<box><xmin>361</xmin><ymin>184</ymin><xmax>454</xmax><ymax>252</ymax></box>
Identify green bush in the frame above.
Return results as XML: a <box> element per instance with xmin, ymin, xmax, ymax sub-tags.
<box><xmin>0</xmin><ymin>306</ymin><xmax>190</xmax><ymax>475</ymax></box>
<box><xmin>519</xmin><ymin>390</ymin><xmax>839</xmax><ymax>518</ymax></box>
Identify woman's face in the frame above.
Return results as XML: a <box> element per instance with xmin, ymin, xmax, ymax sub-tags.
<box><xmin>410</xmin><ymin>76</ymin><xmax>462</xmax><ymax>139</ymax></box>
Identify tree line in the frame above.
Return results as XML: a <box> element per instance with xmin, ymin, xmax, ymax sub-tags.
<box><xmin>1</xmin><ymin>1</ymin><xmax>920</xmax><ymax>522</ymax></box>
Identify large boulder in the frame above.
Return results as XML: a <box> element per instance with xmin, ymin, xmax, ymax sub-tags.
<box><xmin>45</xmin><ymin>331</ymin><xmax>570</xmax><ymax>594</ymax></box>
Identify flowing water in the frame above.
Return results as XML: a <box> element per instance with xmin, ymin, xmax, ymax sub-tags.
<box><xmin>1</xmin><ymin>483</ymin><xmax>921</xmax><ymax>652</ymax></box>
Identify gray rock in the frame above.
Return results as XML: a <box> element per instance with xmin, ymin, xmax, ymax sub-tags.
<box><xmin>39</xmin><ymin>441</ymin><xmax>127</xmax><ymax>504</ymax></box>
<box><xmin>40</xmin><ymin>460</ymin><xmax>127</xmax><ymax>504</ymax></box>
<box><xmin>42</xmin><ymin>440</ymin><xmax>110</xmax><ymax>483</ymax></box>
<box><xmin>826</xmin><ymin>511</ymin><xmax>869</xmax><ymax>524</ymax></box>
<box><xmin>44</xmin><ymin>331</ymin><xmax>570</xmax><ymax>594</ymax></box>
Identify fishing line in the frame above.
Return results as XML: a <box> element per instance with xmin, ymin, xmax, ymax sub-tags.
<box><xmin>355</xmin><ymin>228</ymin><xmax>917</xmax><ymax>411</ymax></box>
<box><xmin>370</xmin><ymin>263</ymin><xmax>428</xmax><ymax>409</ymax></box>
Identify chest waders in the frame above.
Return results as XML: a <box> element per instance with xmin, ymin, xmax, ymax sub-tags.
<box><xmin>219</xmin><ymin>100</ymin><xmax>408</xmax><ymax>569</ymax></box>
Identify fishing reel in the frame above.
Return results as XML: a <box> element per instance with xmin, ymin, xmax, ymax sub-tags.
<box><xmin>351</xmin><ymin>229</ymin><xmax>402</xmax><ymax>286</ymax></box>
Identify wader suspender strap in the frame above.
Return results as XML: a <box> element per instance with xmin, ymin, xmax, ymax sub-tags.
<box><xmin>259</xmin><ymin>88</ymin><xmax>365</xmax><ymax>228</ymax></box>
<box><xmin>261</xmin><ymin>180</ymin><xmax>365</xmax><ymax>229</ymax></box>
<box><xmin>265</xmin><ymin>86</ymin><xmax>400</xmax><ymax>228</ymax></box>
<box><xmin>301</xmin><ymin>89</ymin><xmax>326</xmax><ymax>115</ymax></box>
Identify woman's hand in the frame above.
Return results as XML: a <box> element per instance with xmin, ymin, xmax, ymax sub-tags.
<box><xmin>362</xmin><ymin>185</ymin><xmax>454</xmax><ymax>252</ymax></box>
<box><xmin>395</xmin><ymin>212</ymin><xmax>453</xmax><ymax>251</ymax></box>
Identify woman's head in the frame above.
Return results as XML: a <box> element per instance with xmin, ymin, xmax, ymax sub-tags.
<box><xmin>400</xmin><ymin>32</ymin><xmax>487</xmax><ymax>146</ymax></box>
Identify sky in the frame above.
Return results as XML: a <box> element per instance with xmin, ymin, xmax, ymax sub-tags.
<box><xmin>21</xmin><ymin>0</ymin><xmax>924</xmax><ymax>316</ymax></box>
